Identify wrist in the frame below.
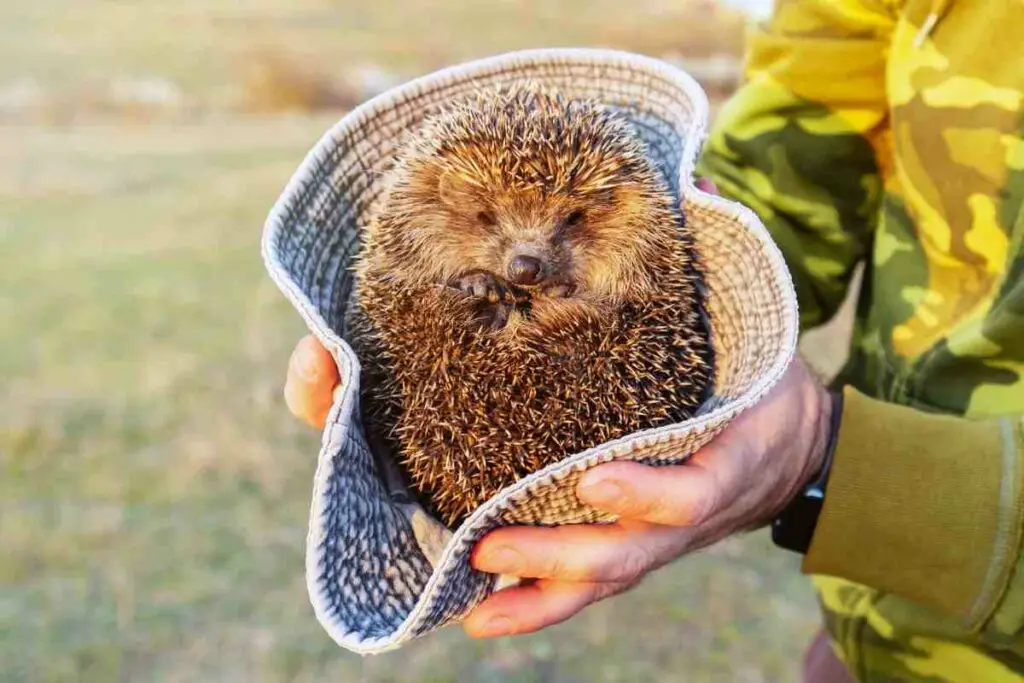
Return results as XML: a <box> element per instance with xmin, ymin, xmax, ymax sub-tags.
<box><xmin>771</xmin><ymin>387</ymin><xmax>844</xmax><ymax>554</ymax></box>
<box><xmin>808</xmin><ymin>385</ymin><xmax>838</xmax><ymax>485</ymax></box>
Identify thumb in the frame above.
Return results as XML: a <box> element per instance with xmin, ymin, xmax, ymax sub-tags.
<box><xmin>694</xmin><ymin>177</ymin><xmax>719</xmax><ymax>195</ymax></box>
<box><xmin>284</xmin><ymin>334</ymin><xmax>340</xmax><ymax>429</ymax></box>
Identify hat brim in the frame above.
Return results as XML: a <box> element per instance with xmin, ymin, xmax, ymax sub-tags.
<box><xmin>261</xmin><ymin>47</ymin><xmax>799</xmax><ymax>655</ymax></box>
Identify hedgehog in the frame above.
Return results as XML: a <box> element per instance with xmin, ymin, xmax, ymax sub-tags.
<box><xmin>347</xmin><ymin>81</ymin><xmax>714</xmax><ymax>528</ymax></box>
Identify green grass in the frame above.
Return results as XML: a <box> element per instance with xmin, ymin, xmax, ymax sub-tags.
<box><xmin>0</xmin><ymin>2</ymin><xmax>847</xmax><ymax>680</ymax></box>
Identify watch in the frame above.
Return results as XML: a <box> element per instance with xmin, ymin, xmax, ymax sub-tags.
<box><xmin>771</xmin><ymin>389</ymin><xmax>844</xmax><ymax>554</ymax></box>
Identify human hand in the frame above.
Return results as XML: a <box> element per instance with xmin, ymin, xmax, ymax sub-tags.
<box><xmin>694</xmin><ymin>177</ymin><xmax>719</xmax><ymax>195</ymax></box>
<box><xmin>463</xmin><ymin>357</ymin><xmax>832</xmax><ymax>638</ymax></box>
<box><xmin>461</xmin><ymin>211</ymin><xmax>834</xmax><ymax>637</ymax></box>
<box><xmin>283</xmin><ymin>334</ymin><xmax>339</xmax><ymax>429</ymax></box>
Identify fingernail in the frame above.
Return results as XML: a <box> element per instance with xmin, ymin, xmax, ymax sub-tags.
<box><xmin>695</xmin><ymin>177</ymin><xmax>718</xmax><ymax>194</ymax></box>
<box><xmin>292</xmin><ymin>342</ymin><xmax>320</xmax><ymax>382</ymax></box>
<box><xmin>578</xmin><ymin>477</ymin><xmax>625</xmax><ymax>506</ymax></box>
<box><xmin>483</xmin><ymin>616</ymin><xmax>514</xmax><ymax>636</ymax></box>
<box><xmin>477</xmin><ymin>545</ymin><xmax>523</xmax><ymax>574</ymax></box>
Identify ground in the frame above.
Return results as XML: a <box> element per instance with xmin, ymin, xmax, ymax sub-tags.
<box><xmin>1</xmin><ymin>2</ymin><xmax>856</xmax><ymax>681</ymax></box>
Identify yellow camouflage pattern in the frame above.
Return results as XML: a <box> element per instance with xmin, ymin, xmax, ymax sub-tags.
<box><xmin>696</xmin><ymin>0</ymin><xmax>1024</xmax><ymax>680</ymax></box>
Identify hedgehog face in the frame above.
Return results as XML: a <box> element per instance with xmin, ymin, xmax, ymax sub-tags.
<box><xmin>437</xmin><ymin>169</ymin><xmax>596</xmax><ymax>297</ymax></box>
<box><xmin>362</xmin><ymin>83</ymin><xmax>684</xmax><ymax>329</ymax></box>
<box><xmin>378</xmin><ymin>153</ymin><xmax>677</xmax><ymax>303</ymax></box>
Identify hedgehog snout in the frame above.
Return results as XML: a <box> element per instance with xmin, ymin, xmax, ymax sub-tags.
<box><xmin>507</xmin><ymin>254</ymin><xmax>545</xmax><ymax>286</ymax></box>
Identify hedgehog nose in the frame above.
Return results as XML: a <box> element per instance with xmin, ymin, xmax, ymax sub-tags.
<box><xmin>508</xmin><ymin>255</ymin><xmax>544</xmax><ymax>285</ymax></box>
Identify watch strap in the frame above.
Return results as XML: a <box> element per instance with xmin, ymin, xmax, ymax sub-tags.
<box><xmin>771</xmin><ymin>389</ymin><xmax>844</xmax><ymax>554</ymax></box>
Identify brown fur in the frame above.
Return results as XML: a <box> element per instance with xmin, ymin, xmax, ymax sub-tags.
<box><xmin>349</xmin><ymin>82</ymin><xmax>714</xmax><ymax>527</ymax></box>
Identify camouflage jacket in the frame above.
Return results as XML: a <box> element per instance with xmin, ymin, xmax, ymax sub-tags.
<box><xmin>696</xmin><ymin>0</ymin><xmax>1024</xmax><ymax>680</ymax></box>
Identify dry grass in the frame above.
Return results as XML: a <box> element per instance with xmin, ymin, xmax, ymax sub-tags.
<box><xmin>596</xmin><ymin>1</ymin><xmax>746</xmax><ymax>58</ymax></box>
<box><xmin>0</xmin><ymin>0</ymin><xmax>747</xmax><ymax>121</ymax></box>
<box><xmin>238</xmin><ymin>49</ymin><xmax>363</xmax><ymax>114</ymax></box>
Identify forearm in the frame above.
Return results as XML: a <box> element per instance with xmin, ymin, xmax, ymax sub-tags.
<box><xmin>804</xmin><ymin>387</ymin><xmax>1024</xmax><ymax>633</ymax></box>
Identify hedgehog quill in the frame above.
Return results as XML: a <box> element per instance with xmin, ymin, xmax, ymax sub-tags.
<box><xmin>348</xmin><ymin>82</ymin><xmax>715</xmax><ymax>528</ymax></box>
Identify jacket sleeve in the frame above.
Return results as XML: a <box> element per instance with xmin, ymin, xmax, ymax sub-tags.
<box><xmin>695</xmin><ymin>0</ymin><xmax>1024</xmax><ymax>636</ymax></box>
<box><xmin>694</xmin><ymin>0</ymin><xmax>890</xmax><ymax>330</ymax></box>
<box><xmin>805</xmin><ymin>387</ymin><xmax>1024</xmax><ymax>636</ymax></box>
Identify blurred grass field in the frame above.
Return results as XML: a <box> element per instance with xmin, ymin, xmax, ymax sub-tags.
<box><xmin>2</xmin><ymin>1</ymin><xmax>854</xmax><ymax>681</ymax></box>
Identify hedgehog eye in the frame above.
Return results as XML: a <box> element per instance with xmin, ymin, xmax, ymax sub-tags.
<box><xmin>476</xmin><ymin>210</ymin><xmax>496</xmax><ymax>226</ymax></box>
<box><xmin>563</xmin><ymin>209</ymin><xmax>585</xmax><ymax>228</ymax></box>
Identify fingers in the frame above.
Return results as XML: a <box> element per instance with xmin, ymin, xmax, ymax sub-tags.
<box><xmin>463</xmin><ymin>579</ymin><xmax>626</xmax><ymax>638</ymax></box>
<box><xmin>575</xmin><ymin>449</ymin><xmax>747</xmax><ymax>527</ymax></box>
<box><xmin>694</xmin><ymin>176</ymin><xmax>719</xmax><ymax>195</ymax></box>
<box><xmin>283</xmin><ymin>334</ymin><xmax>340</xmax><ymax>429</ymax></box>
<box><xmin>471</xmin><ymin>522</ymin><xmax>681</xmax><ymax>583</ymax></box>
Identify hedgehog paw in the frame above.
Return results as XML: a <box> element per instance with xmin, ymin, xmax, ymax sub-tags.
<box><xmin>453</xmin><ymin>270</ymin><xmax>506</xmax><ymax>304</ymax></box>
<box><xmin>487</xmin><ymin>303</ymin><xmax>512</xmax><ymax>330</ymax></box>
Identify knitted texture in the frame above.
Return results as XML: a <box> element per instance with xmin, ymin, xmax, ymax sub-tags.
<box><xmin>261</xmin><ymin>48</ymin><xmax>799</xmax><ymax>655</ymax></box>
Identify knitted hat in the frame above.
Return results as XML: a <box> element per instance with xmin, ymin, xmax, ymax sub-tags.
<box><xmin>261</xmin><ymin>47</ymin><xmax>798</xmax><ymax>655</ymax></box>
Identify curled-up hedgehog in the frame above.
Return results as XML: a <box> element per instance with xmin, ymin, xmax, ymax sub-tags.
<box><xmin>348</xmin><ymin>81</ymin><xmax>714</xmax><ymax>528</ymax></box>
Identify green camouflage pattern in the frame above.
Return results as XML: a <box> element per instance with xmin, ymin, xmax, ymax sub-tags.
<box><xmin>697</xmin><ymin>0</ymin><xmax>1024</xmax><ymax>679</ymax></box>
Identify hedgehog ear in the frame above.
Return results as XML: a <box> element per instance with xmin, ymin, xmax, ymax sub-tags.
<box><xmin>437</xmin><ymin>171</ymin><xmax>477</xmax><ymax>211</ymax></box>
